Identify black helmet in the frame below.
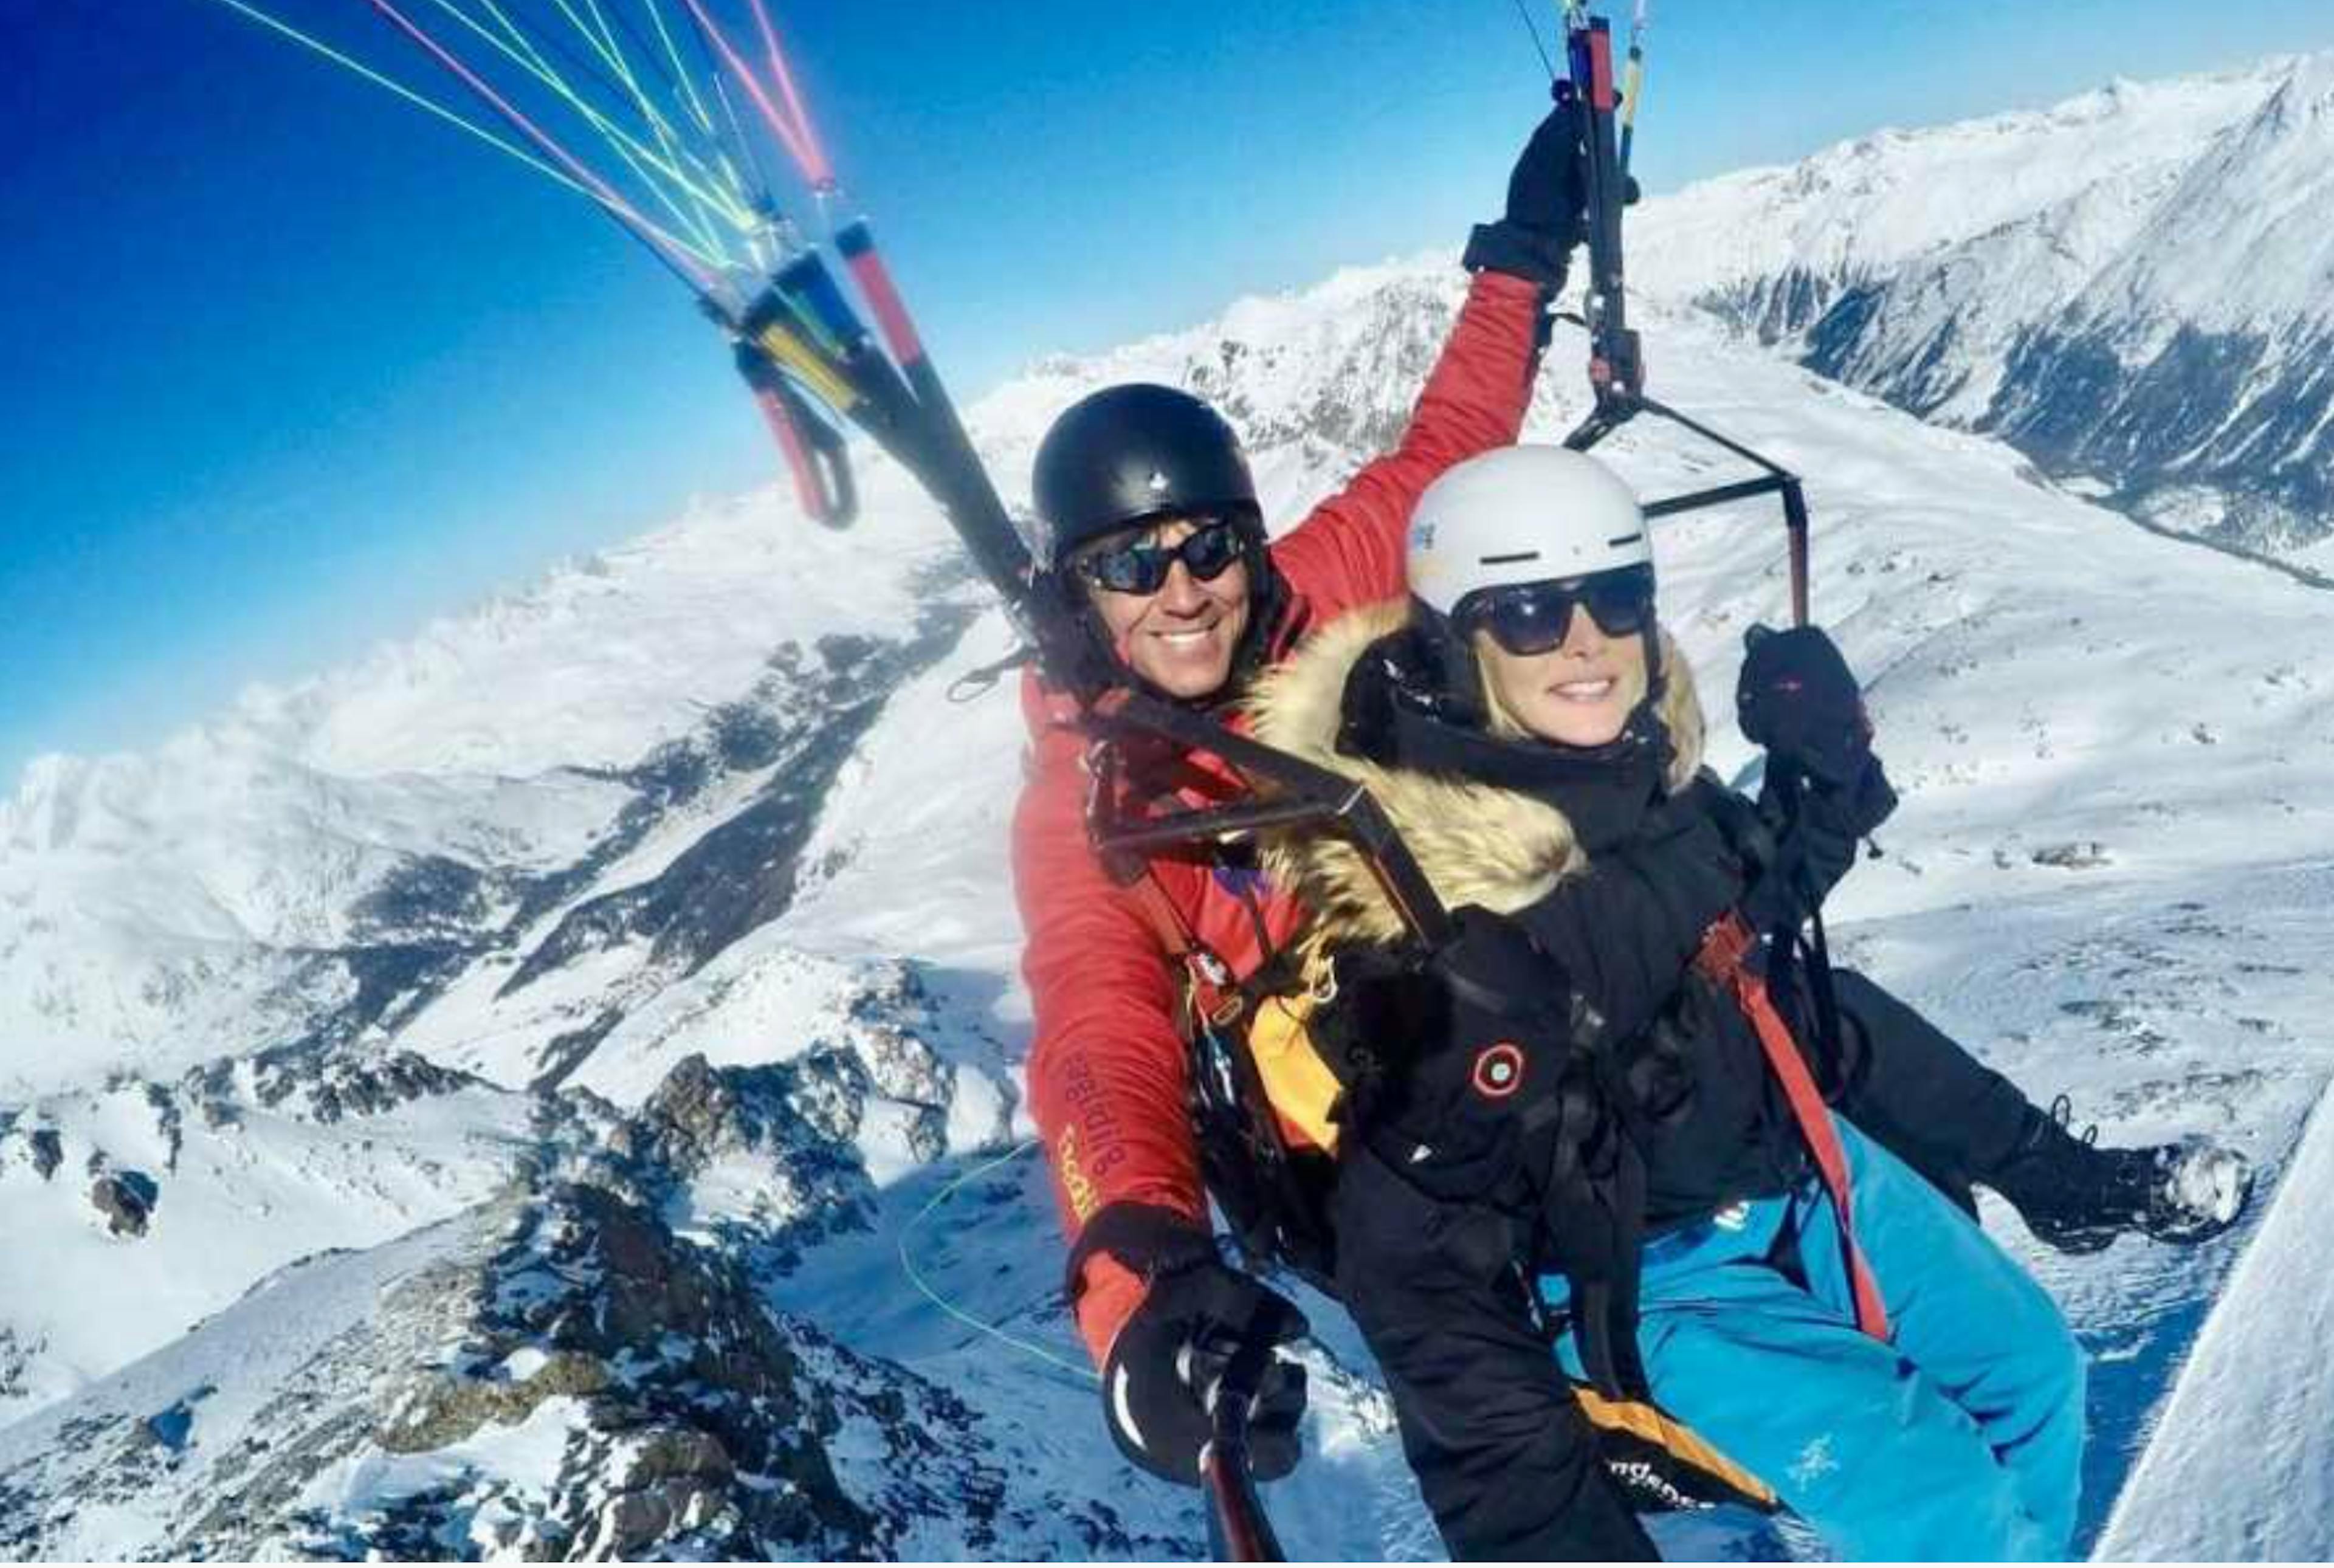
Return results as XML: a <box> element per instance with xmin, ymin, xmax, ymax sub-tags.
<box><xmin>1031</xmin><ymin>383</ymin><xmax>1260</xmax><ymax>567</ymax></box>
<box><xmin>1028</xmin><ymin>383</ymin><xmax>1284</xmax><ymax>706</ymax></box>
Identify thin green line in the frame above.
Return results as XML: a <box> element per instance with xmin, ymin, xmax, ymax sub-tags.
<box><xmin>201</xmin><ymin>0</ymin><xmax>580</xmax><ymax>201</ymax></box>
<box><xmin>199</xmin><ymin>0</ymin><xmax>734</xmax><ymax>273</ymax></box>
<box><xmin>641</xmin><ymin>0</ymin><xmax>716</xmax><ymax>139</ymax></box>
<box><xmin>450</xmin><ymin>1</ymin><xmax>735</xmax><ymax>263</ymax></box>
<box><xmin>897</xmin><ymin>1140</ymin><xmax>1101</xmax><ymax>1386</ymax></box>
<box><xmin>426</xmin><ymin>0</ymin><xmax>752</xmax><ymax>233</ymax></box>
<box><xmin>441</xmin><ymin>0</ymin><xmax>748</xmax><ymax>229</ymax></box>
<box><xmin>483</xmin><ymin>0</ymin><xmax>746</xmax><ymax>244</ymax></box>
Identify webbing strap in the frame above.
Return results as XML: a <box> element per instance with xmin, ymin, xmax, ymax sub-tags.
<box><xmin>1125</xmin><ymin>869</ymin><xmax>1242</xmax><ymax>1027</ymax></box>
<box><xmin>1695</xmin><ymin>913</ymin><xmax>1891</xmax><ymax>1341</ymax></box>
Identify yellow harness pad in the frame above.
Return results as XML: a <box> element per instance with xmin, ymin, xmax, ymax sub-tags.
<box><xmin>1241</xmin><ymin>952</ymin><xmax>1346</xmax><ymax>1154</ymax></box>
<box><xmin>1576</xmin><ymin>1384</ymin><xmax>1779</xmax><ymax>1513</ymax></box>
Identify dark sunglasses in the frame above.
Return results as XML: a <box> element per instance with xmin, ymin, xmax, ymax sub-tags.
<box><xmin>1073</xmin><ymin>518</ymin><xmax>1247</xmax><ymax>596</ymax></box>
<box><xmin>1454</xmin><ymin>563</ymin><xmax>1657</xmax><ymax>656</ymax></box>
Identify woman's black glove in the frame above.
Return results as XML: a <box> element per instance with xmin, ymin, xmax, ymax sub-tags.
<box><xmin>1464</xmin><ymin>101</ymin><xmax>1594</xmax><ymax>289</ymax></box>
<box><xmin>1098</xmin><ymin>1233</ymin><xmax>1310</xmax><ymax>1487</ymax></box>
<box><xmin>1726</xmin><ymin>625</ymin><xmax>1901</xmax><ymax>930</ymax></box>
<box><xmin>1735</xmin><ymin>623</ymin><xmax>1879</xmax><ymax>791</ymax></box>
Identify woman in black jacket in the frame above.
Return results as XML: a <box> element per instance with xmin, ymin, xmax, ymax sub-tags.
<box><xmin>1241</xmin><ymin>444</ymin><xmax>2250</xmax><ymax>1560</ymax></box>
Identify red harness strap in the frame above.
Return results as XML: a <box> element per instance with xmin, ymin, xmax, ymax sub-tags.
<box><xmin>1695</xmin><ymin>913</ymin><xmax>1893</xmax><ymax>1342</ymax></box>
<box><xmin>1125</xmin><ymin>868</ymin><xmax>1245</xmax><ymax>1030</ymax></box>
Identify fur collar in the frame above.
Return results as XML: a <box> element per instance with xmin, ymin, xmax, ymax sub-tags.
<box><xmin>1244</xmin><ymin>600</ymin><xmax>1706</xmax><ymax>949</ymax></box>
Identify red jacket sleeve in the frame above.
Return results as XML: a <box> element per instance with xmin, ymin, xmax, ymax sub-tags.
<box><xmin>1269</xmin><ymin>268</ymin><xmax>1546</xmax><ymax>622</ymax></box>
<box><xmin>1013</xmin><ymin>729</ymin><xmax>1207</xmax><ymax>1363</ymax></box>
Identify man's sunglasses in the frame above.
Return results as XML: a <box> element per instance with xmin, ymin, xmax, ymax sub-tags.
<box><xmin>1072</xmin><ymin>518</ymin><xmax>1247</xmax><ymax>596</ymax></box>
<box><xmin>1453</xmin><ymin>563</ymin><xmax>1658</xmax><ymax>657</ymax></box>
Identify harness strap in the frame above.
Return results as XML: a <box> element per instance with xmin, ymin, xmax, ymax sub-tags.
<box><xmin>1124</xmin><ymin>867</ymin><xmax>1245</xmax><ymax>1027</ymax></box>
<box><xmin>1693</xmin><ymin>912</ymin><xmax>1892</xmax><ymax>1341</ymax></box>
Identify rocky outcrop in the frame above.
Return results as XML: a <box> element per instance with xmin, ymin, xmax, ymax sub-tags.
<box><xmin>89</xmin><ymin>1170</ymin><xmax>158</xmax><ymax>1239</ymax></box>
<box><xmin>0</xmin><ymin>1165</ymin><xmax>1154</xmax><ymax>1561</ymax></box>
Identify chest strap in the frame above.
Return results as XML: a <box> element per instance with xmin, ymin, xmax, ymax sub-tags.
<box><xmin>1694</xmin><ymin>912</ymin><xmax>1892</xmax><ymax>1343</ymax></box>
<box><xmin>1125</xmin><ymin>865</ymin><xmax>1250</xmax><ymax>1028</ymax></box>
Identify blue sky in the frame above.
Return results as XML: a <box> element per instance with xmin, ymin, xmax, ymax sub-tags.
<box><xmin>5</xmin><ymin>0</ymin><xmax>2332</xmax><ymax>789</ymax></box>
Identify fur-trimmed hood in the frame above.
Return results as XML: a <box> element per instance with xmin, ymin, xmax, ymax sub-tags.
<box><xmin>1245</xmin><ymin>599</ymin><xmax>1706</xmax><ymax>949</ymax></box>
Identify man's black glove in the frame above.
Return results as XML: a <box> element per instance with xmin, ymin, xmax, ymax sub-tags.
<box><xmin>1464</xmin><ymin>100</ymin><xmax>1593</xmax><ymax>289</ymax></box>
<box><xmin>1093</xmin><ymin>1221</ymin><xmax>1309</xmax><ymax>1487</ymax></box>
<box><xmin>1338</xmin><ymin>906</ymin><xmax>1608</xmax><ymax>1206</ymax></box>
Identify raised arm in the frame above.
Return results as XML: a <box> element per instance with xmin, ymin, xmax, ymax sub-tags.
<box><xmin>1270</xmin><ymin>269</ymin><xmax>1552</xmax><ymax>622</ymax></box>
<box><xmin>1269</xmin><ymin>106</ymin><xmax>1592</xmax><ymax>622</ymax></box>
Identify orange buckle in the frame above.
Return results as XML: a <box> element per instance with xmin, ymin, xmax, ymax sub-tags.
<box><xmin>1693</xmin><ymin>912</ymin><xmax>1757</xmax><ymax>983</ymax></box>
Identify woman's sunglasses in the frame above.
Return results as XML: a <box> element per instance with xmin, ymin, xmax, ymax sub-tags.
<box><xmin>1453</xmin><ymin>563</ymin><xmax>1658</xmax><ymax>656</ymax></box>
<box><xmin>1072</xmin><ymin>518</ymin><xmax>1247</xmax><ymax>596</ymax></box>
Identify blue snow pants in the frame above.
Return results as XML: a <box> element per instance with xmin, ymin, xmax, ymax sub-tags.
<box><xmin>1543</xmin><ymin>1119</ymin><xmax>2085</xmax><ymax>1561</ymax></box>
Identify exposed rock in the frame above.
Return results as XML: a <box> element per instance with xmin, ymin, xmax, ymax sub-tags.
<box><xmin>377</xmin><ymin>1350</ymin><xmax>610</xmax><ymax>1454</ymax></box>
<box><xmin>251</xmin><ymin>1047</ymin><xmax>484</xmax><ymax>1124</ymax></box>
<box><xmin>0</xmin><ymin>1327</ymin><xmax>45</xmax><ymax>1403</ymax></box>
<box><xmin>90</xmin><ymin>1170</ymin><xmax>160</xmax><ymax>1238</ymax></box>
<box><xmin>502</xmin><ymin>609</ymin><xmax>977</xmax><ymax>1014</ymax></box>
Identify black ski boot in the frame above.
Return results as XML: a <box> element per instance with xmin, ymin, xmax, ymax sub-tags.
<box><xmin>1987</xmin><ymin>1096</ymin><xmax>2254</xmax><ymax>1255</ymax></box>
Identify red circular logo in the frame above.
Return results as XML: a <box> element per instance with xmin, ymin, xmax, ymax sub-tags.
<box><xmin>1472</xmin><ymin>1042</ymin><xmax>1526</xmax><ymax>1100</ymax></box>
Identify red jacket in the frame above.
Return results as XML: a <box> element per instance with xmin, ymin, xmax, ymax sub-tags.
<box><xmin>1011</xmin><ymin>269</ymin><xmax>1547</xmax><ymax>1363</ymax></box>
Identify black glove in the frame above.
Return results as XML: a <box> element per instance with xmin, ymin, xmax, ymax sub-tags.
<box><xmin>1736</xmin><ymin>624</ymin><xmax>1877</xmax><ymax>791</ymax></box>
<box><xmin>1094</xmin><ymin>1225</ymin><xmax>1310</xmax><ymax>1487</ymax></box>
<box><xmin>1339</xmin><ymin>906</ymin><xmax>1607</xmax><ymax>1206</ymax></box>
<box><xmin>1464</xmin><ymin>100</ymin><xmax>1592</xmax><ymax>289</ymax></box>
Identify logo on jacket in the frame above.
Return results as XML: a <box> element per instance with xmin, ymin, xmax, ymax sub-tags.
<box><xmin>1211</xmin><ymin>864</ymin><xmax>1269</xmax><ymax>900</ymax></box>
<box><xmin>1471</xmin><ymin>1042</ymin><xmax>1526</xmax><ymax>1100</ymax></box>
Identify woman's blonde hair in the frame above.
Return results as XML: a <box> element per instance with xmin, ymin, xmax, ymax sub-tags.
<box><xmin>1453</xmin><ymin>613</ymin><xmax>1706</xmax><ymax>795</ymax></box>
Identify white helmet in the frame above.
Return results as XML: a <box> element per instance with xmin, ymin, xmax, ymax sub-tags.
<box><xmin>1406</xmin><ymin>445</ymin><xmax>1651</xmax><ymax>617</ymax></box>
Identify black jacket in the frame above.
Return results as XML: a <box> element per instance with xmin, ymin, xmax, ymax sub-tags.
<box><xmin>1247</xmin><ymin>600</ymin><xmax>2032</xmax><ymax>1231</ymax></box>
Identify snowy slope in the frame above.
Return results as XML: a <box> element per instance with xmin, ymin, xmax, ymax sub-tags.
<box><xmin>2098</xmin><ymin>1080</ymin><xmax>2334</xmax><ymax>1559</ymax></box>
<box><xmin>6</xmin><ymin>134</ymin><xmax>2334</xmax><ymax>1555</ymax></box>
<box><xmin>0</xmin><ymin>480</ymin><xmax>959</xmax><ymax>1099</ymax></box>
<box><xmin>1630</xmin><ymin>53</ymin><xmax>2334</xmax><ymax>564</ymax></box>
<box><xmin>0</xmin><ymin>1052</ymin><xmax>541</xmax><ymax>1422</ymax></box>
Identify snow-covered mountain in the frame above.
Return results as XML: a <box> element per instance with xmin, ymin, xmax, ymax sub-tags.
<box><xmin>1631</xmin><ymin>53</ymin><xmax>2334</xmax><ymax>573</ymax></box>
<box><xmin>6</xmin><ymin>61</ymin><xmax>2334</xmax><ymax>1558</ymax></box>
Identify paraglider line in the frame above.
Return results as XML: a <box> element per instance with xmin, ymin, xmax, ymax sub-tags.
<box><xmin>742</xmin><ymin>0</ymin><xmax>833</xmax><ymax>188</ymax></box>
<box><xmin>673</xmin><ymin>0</ymin><xmax>818</xmax><ymax>182</ymax></box>
<box><xmin>676</xmin><ymin>0</ymin><xmax>782</xmax><ymax>212</ymax></box>
<box><xmin>1511</xmin><ymin>0</ymin><xmax>1557</xmax><ymax>82</ymax></box>
<box><xmin>195</xmin><ymin>0</ymin><xmax>626</xmax><ymax>215</ymax></box>
<box><xmin>635</xmin><ymin>0</ymin><xmax>719</xmax><ymax>140</ymax></box>
<box><xmin>362</xmin><ymin>0</ymin><xmax>728</xmax><ymax>293</ymax></box>
<box><xmin>897</xmin><ymin>1139</ymin><xmax>1101</xmax><ymax>1386</ymax></box>
<box><xmin>510</xmin><ymin>0</ymin><xmax>752</xmax><ymax>219</ymax></box>
<box><xmin>421</xmin><ymin>0</ymin><xmax>750</xmax><ymax>249</ymax></box>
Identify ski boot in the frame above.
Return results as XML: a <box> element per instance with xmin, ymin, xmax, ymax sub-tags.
<box><xmin>1987</xmin><ymin>1095</ymin><xmax>2255</xmax><ymax>1255</ymax></box>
